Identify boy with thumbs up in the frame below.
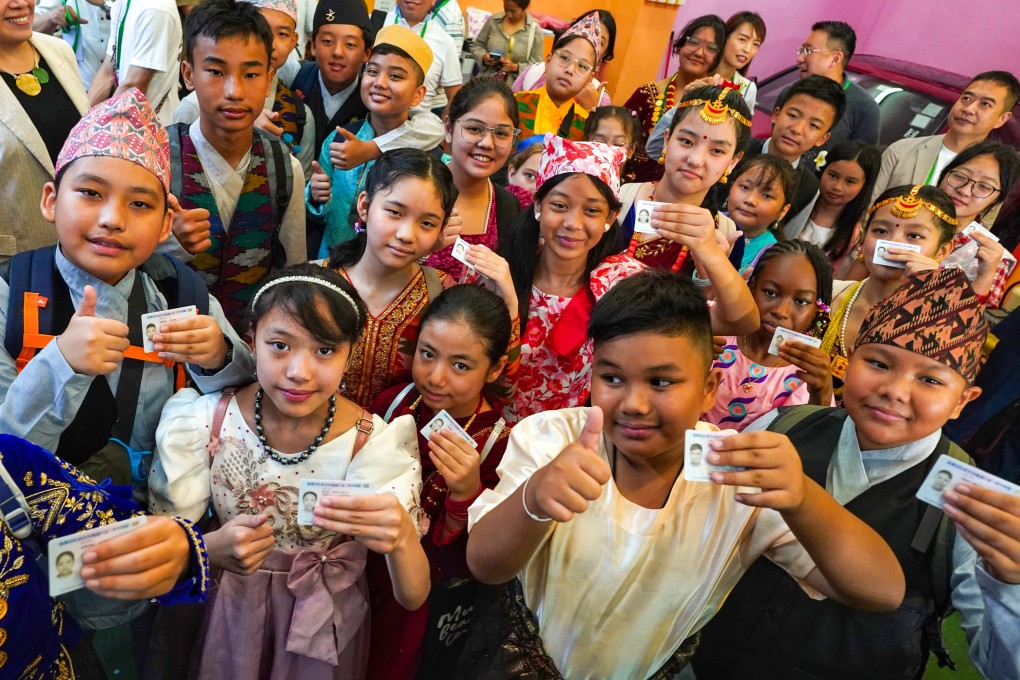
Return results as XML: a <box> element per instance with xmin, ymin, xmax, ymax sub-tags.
<box><xmin>464</xmin><ymin>269</ymin><xmax>906</xmax><ymax>679</ymax></box>
<box><xmin>0</xmin><ymin>88</ymin><xmax>252</xmax><ymax>489</ymax></box>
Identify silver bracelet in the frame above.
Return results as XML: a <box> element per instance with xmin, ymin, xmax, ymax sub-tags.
<box><xmin>521</xmin><ymin>476</ymin><xmax>553</xmax><ymax>523</ymax></box>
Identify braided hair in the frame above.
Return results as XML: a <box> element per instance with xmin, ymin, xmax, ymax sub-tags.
<box><xmin>749</xmin><ymin>239</ymin><xmax>834</xmax><ymax>338</ymax></box>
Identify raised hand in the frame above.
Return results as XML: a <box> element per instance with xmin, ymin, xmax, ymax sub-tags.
<box><xmin>255</xmin><ymin>109</ymin><xmax>284</xmax><ymax>138</ymax></box>
<box><xmin>313</xmin><ymin>493</ymin><xmax>420</xmax><ymax>555</ymax></box>
<box><xmin>56</xmin><ymin>285</ymin><xmax>130</xmax><ymax>376</ymax></box>
<box><xmin>701</xmin><ymin>430</ymin><xmax>807</xmax><ymax>510</ymax></box>
<box><xmin>329</xmin><ymin>128</ymin><xmax>380</xmax><ymax>170</ymax></box>
<box><xmin>80</xmin><ymin>516</ymin><xmax>193</xmax><ymax>599</ymax></box>
<box><xmin>428</xmin><ymin>430</ymin><xmax>482</xmax><ymax>501</ymax></box>
<box><xmin>169</xmin><ymin>193</ymin><xmax>213</xmax><ymax>255</ymax></box>
<box><xmin>309</xmin><ymin>161</ymin><xmax>331</xmax><ymax>205</ymax></box>
<box><xmin>778</xmin><ymin>340</ymin><xmax>835</xmax><ymax>405</ymax></box>
<box><xmin>204</xmin><ymin>512</ymin><xmax>276</xmax><ymax>575</ymax></box>
<box><xmin>944</xmin><ymin>484</ymin><xmax>1020</xmax><ymax>584</ymax></box>
<box><xmin>152</xmin><ymin>314</ymin><xmax>229</xmax><ymax>369</ymax></box>
<box><xmin>525</xmin><ymin>407</ymin><xmax>611</xmax><ymax>522</ymax></box>
<box><xmin>464</xmin><ymin>244</ymin><xmax>519</xmax><ymax>318</ymax></box>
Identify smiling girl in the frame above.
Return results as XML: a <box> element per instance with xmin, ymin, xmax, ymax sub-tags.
<box><xmin>714</xmin><ymin>12</ymin><xmax>766</xmax><ymax>110</ymax></box>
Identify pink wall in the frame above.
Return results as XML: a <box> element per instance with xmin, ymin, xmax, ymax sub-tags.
<box><xmin>658</xmin><ymin>0</ymin><xmax>1020</xmax><ymax>86</ymax></box>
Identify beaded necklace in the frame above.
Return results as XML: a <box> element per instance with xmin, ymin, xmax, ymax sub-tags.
<box><xmin>650</xmin><ymin>73</ymin><xmax>680</xmax><ymax>126</ymax></box>
<box><xmin>253</xmin><ymin>388</ymin><xmax>336</xmax><ymax>465</ymax></box>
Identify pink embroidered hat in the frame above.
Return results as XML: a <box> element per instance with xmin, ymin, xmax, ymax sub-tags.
<box><xmin>242</xmin><ymin>0</ymin><xmax>297</xmax><ymax>23</ymax></box>
<box><xmin>560</xmin><ymin>12</ymin><xmax>603</xmax><ymax>60</ymax></box>
<box><xmin>56</xmin><ymin>88</ymin><xmax>171</xmax><ymax>191</ymax></box>
<box><xmin>535</xmin><ymin>133</ymin><xmax>627</xmax><ymax>200</ymax></box>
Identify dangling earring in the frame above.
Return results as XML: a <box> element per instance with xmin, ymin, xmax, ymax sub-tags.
<box><xmin>340</xmin><ymin>377</ymin><xmax>347</xmax><ymax>391</ymax></box>
<box><xmin>719</xmin><ymin>169</ymin><xmax>730</xmax><ymax>184</ymax></box>
<box><xmin>252</xmin><ymin>356</ymin><xmax>258</xmax><ymax>380</ymax></box>
<box><xmin>658</xmin><ymin>148</ymin><xmax>666</xmax><ymax>166</ymax></box>
<box><xmin>604</xmin><ymin>222</ymin><xmax>612</xmax><ymax>232</ymax></box>
<box><xmin>534</xmin><ymin>211</ymin><xmax>542</xmax><ymax>221</ymax></box>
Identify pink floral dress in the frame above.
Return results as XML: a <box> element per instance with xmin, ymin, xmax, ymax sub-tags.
<box><xmin>505</xmin><ymin>254</ymin><xmax>645</xmax><ymax>423</ymax></box>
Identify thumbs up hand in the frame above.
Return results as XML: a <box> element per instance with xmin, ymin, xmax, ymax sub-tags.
<box><xmin>309</xmin><ymin>160</ymin><xmax>332</xmax><ymax>205</ymax></box>
<box><xmin>55</xmin><ymin>285</ymin><xmax>130</xmax><ymax>376</ymax></box>
<box><xmin>168</xmin><ymin>193</ymin><xmax>213</xmax><ymax>255</ymax></box>
<box><xmin>524</xmin><ymin>407</ymin><xmax>611</xmax><ymax>523</ymax></box>
<box><xmin>329</xmin><ymin>127</ymin><xmax>380</xmax><ymax>170</ymax></box>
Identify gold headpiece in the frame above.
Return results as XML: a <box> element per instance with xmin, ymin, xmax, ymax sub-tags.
<box><xmin>675</xmin><ymin>87</ymin><xmax>752</xmax><ymax>128</ymax></box>
<box><xmin>868</xmin><ymin>185</ymin><xmax>958</xmax><ymax>226</ymax></box>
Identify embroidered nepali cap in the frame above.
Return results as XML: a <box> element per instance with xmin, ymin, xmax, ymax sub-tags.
<box><xmin>313</xmin><ymin>0</ymin><xmax>372</xmax><ymax>39</ymax></box>
<box><xmin>242</xmin><ymin>0</ymin><xmax>297</xmax><ymax>23</ymax></box>
<box><xmin>55</xmin><ymin>88</ymin><xmax>170</xmax><ymax>190</ymax></box>
<box><xmin>535</xmin><ymin>133</ymin><xmax>627</xmax><ymax>200</ymax></box>
<box><xmin>374</xmin><ymin>24</ymin><xmax>433</xmax><ymax>77</ymax></box>
<box><xmin>854</xmin><ymin>268</ymin><xmax>988</xmax><ymax>382</ymax></box>
<box><xmin>561</xmin><ymin>12</ymin><xmax>603</xmax><ymax>60</ymax></box>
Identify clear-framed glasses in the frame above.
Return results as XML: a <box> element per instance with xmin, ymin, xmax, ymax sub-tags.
<box><xmin>552</xmin><ymin>50</ymin><xmax>594</xmax><ymax>75</ymax></box>
<box><xmin>946</xmin><ymin>169</ymin><xmax>1001</xmax><ymax>199</ymax></box>
<box><xmin>796</xmin><ymin>46</ymin><xmax>841</xmax><ymax>57</ymax></box>
<box><xmin>683</xmin><ymin>36</ymin><xmax>720</xmax><ymax>54</ymax></box>
<box><xmin>457</xmin><ymin>120</ymin><xmax>521</xmax><ymax>148</ymax></box>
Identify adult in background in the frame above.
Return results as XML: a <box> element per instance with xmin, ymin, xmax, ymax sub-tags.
<box><xmin>623</xmin><ymin>14</ymin><xmax>725</xmax><ymax>184</ymax></box>
<box><xmin>0</xmin><ymin>0</ymin><xmax>87</xmax><ymax>260</ymax></box>
<box><xmin>794</xmin><ymin>20</ymin><xmax>879</xmax><ymax>165</ymax></box>
<box><xmin>470</xmin><ymin>0</ymin><xmax>543</xmax><ymax>82</ymax></box>
<box><xmin>714</xmin><ymin>11</ymin><xmax>765</xmax><ymax>111</ymax></box>
<box><xmin>33</xmin><ymin>0</ymin><xmax>109</xmax><ymax>88</ymax></box>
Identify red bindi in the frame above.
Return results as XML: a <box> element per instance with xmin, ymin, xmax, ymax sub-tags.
<box><xmin>703</xmin><ymin>135</ymin><xmax>708</xmax><ymax>140</ymax></box>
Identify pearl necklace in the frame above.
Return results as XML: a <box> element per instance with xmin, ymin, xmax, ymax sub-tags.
<box><xmin>253</xmin><ymin>388</ymin><xmax>336</xmax><ymax>465</ymax></box>
<box><xmin>838</xmin><ymin>278</ymin><xmax>868</xmax><ymax>355</ymax></box>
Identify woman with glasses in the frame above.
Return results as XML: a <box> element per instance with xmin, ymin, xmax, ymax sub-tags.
<box><xmin>515</xmin><ymin>13</ymin><xmax>601</xmax><ymax>141</ymax></box>
<box><xmin>425</xmin><ymin>77</ymin><xmax>524</xmax><ymax>276</ymax></box>
<box><xmin>470</xmin><ymin>0</ymin><xmax>545</xmax><ymax>81</ymax></box>
<box><xmin>937</xmin><ymin>140</ymin><xmax>1020</xmax><ymax>307</ymax></box>
<box><xmin>622</xmin><ymin>14</ymin><xmax>726</xmax><ymax>184</ymax></box>
<box><xmin>714</xmin><ymin>12</ymin><xmax>766</xmax><ymax>111</ymax></box>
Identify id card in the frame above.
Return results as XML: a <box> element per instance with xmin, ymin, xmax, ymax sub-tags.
<box><xmin>450</xmin><ymin>237</ymin><xmax>474</xmax><ymax>271</ymax></box>
<box><xmin>49</xmin><ymin>515</ymin><xmax>147</xmax><ymax>597</ymax></box>
<box><xmin>297</xmin><ymin>479</ymin><xmax>373</xmax><ymax>526</ymax></box>
<box><xmin>962</xmin><ymin>221</ymin><xmax>999</xmax><ymax>243</ymax></box>
<box><xmin>872</xmin><ymin>239</ymin><xmax>922</xmax><ymax>268</ymax></box>
<box><xmin>768</xmin><ymin>326</ymin><xmax>822</xmax><ymax>356</ymax></box>
<box><xmin>142</xmin><ymin>305</ymin><xmax>197</xmax><ymax>352</ymax></box>
<box><xmin>420</xmin><ymin>409</ymin><xmax>477</xmax><ymax>448</ymax></box>
<box><xmin>916</xmin><ymin>454</ymin><xmax>1020</xmax><ymax>510</ymax></box>
<box><xmin>634</xmin><ymin>200</ymin><xmax>670</xmax><ymax>235</ymax></box>
<box><xmin>683</xmin><ymin>430</ymin><xmax>745</xmax><ymax>482</ymax></box>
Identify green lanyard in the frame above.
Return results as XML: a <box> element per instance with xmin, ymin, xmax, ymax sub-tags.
<box><xmin>393</xmin><ymin>6</ymin><xmax>428</xmax><ymax>37</ymax></box>
<box><xmin>60</xmin><ymin>0</ymin><xmax>81</xmax><ymax>53</ymax></box>
<box><xmin>114</xmin><ymin>0</ymin><xmax>134</xmax><ymax>72</ymax></box>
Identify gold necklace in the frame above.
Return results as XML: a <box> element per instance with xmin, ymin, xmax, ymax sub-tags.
<box><xmin>410</xmin><ymin>394</ymin><xmax>481</xmax><ymax>431</ymax></box>
<box><xmin>0</xmin><ymin>46</ymin><xmax>50</xmax><ymax>96</ymax></box>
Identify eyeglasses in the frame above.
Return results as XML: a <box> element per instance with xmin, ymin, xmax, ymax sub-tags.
<box><xmin>551</xmin><ymin>50</ymin><xmax>594</xmax><ymax>75</ymax></box>
<box><xmin>683</xmin><ymin>36</ymin><xmax>720</xmax><ymax>54</ymax></box>
<box><xmin>945</xmin><ymin>169</ymin><xmax>1001</xmax><ymax>199</ymax></box>
<box><xmin>796</xmin><ymin>46</ymin><xmax>841</xmax><ymax>57</ymax></box>
<box><xmin>457</xmin><ymin>120</ymin><xmax>521</xmax><ymax>148</ymax></box>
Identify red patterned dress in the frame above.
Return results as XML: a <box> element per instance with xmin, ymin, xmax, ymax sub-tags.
<box><xmin>622</xmin><ymin>75</ymin><xmax>680</xmax><ymax>184</ymax></box>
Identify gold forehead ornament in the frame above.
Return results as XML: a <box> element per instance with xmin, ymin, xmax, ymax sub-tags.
<box><xmin>675</xmin><ymin>87</ymin><xmax>752</xmax><ymax>128</ymax></box>
<box><xmin>868</xmin><ymin>185</ymin><xmax>958</xmax><ymax>225</ymax></box>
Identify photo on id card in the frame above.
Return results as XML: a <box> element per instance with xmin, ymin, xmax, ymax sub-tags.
<box><xmin>915</xmin><ymin>454</ymin><xmax>1020</xmax><ymax>510</ymax></box>
<box><xmin>141</xmin><ymin>305</ymin><xmax>197</xmax><ymax>352</ymax></box>
<box><xmin>684</xmin><ymin>430</ymin><xmax>743</xmax><ymax>482</ymax></box>
<box><xmin>49</xmin><ymin>515</ymin><xmax>147</xmax><ymax>597</ymax></box>
<box><xmin>297</xmin><ymin>479</ymin><xmax>373</xmax><ymax>526</ymax></box>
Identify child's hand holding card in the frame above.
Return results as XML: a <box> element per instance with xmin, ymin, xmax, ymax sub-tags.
<box><xmin>872</xmin><ymin>239</ymin><xmax>922</xmax><ymax>268</ymax></box>
<box><xmin>768</xmin><ymin>327</ymin><xmax>822</xmax><ymax>356</ymax></box>
<box><xmin>298</xmin><ymin>479</ymin><xmax>373</xmax><ymax>526</ymax></box>
<box><xmin>634</xmin><ymin>200</ymin><xmax>671</xmax><ymax>235</ymax></box>
<box><xmin>142</xmin><ymin>305</ymin><xmax>197</xmax><ymax>353</ymax></box>
<box><xmin>49</xmin><ymin>516</ymin><xmax>147</xmax><ymax>597</ymax></box>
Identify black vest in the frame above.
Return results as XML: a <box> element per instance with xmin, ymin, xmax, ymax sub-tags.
<box><xmin>692</xmin><ymin>408</ymin><xmax>946</xmax><ymax>680</ymax></box>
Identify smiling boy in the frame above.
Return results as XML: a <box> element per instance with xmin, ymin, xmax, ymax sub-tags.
<box><xmin>464</xmin><ymin>269</ymin><xmax>905</xmax><ymax>678</ymax></box>
<box><xmin>693</xmin><ymin>268</ymin><xmax>1020</xmax><ymax>679</ymax></box>
<box><xmin>164</xmin><ymin>0</ymin><xmax>306</xmax><ymax>329</ymax></box>
<box><xmin>384</xmin><ymin>0</ymin><xmax>463</xmax><ymax>117</ymax></box>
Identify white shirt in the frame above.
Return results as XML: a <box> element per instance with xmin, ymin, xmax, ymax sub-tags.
<box><xmin>320</xmin><ymin>72</ymin><xmax>359</xmax><ymax>120</ymax></box>
<box><xmin>930</xmin><ymin>144</ymin><xmax>958</xmax><ymax>185</ymax></box>
<box><xmin>105</xmin><ymin>0</ymin><xmax>182</xmax><ymax>125</ymax></box>
<box><xmin>385</xmin><ymin>8</ymin><xmax>463</xmax><ymax>111</ymax></box>
<box><xmin>430</xmin><ymin>0</ymin><xmax>465</xmax><ymax>54</ymax></box>
<box><xmin>36</xmin><ymin>0</ymin><xmax>110</xmax><ymax>88</ymax></box>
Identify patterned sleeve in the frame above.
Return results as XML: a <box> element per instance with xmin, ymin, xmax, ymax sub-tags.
<box><xmin>590</xmin><ymin>254</ymin><xmax>647</xmax><ymax>300</ymax></box>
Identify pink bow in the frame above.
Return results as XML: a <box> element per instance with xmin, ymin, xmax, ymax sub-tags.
<box><xmin>285</xmin><ymin>540</ymin><xmax>369</xmax><ymax>665</ymax></box>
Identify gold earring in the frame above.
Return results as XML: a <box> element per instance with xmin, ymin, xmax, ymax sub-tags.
<box><xmin>719</xmin><ymin>169</ymin><xmax>730</xmax><ymax>184</ymax></box>
<box><xmin>658</xmin><ymin>149</ymin><xmax>666</xmax><ymax>165</ymax></box>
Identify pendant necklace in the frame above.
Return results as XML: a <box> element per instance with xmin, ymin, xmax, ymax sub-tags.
<box><xmin>0</xmin><ymin>46</ymin><xmax>50</xmax><ymax>96</ymax></box>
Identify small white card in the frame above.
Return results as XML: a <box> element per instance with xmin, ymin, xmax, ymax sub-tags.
<box><xmin>871</xmin><ymin>239</ymin><xmax>922</xmax><ymax>268</ymax></box>
<box><xmin>634</xmin><ymin>200</ymin><xmax>670</xmax><ymax>234</ymax></box>
<box><xmin>141</xmin><ymin>305</ymin><xmax>197</xmax><ymax>352</ymax></box>
<box><xmin>450</xmin><ymin>237</ymin><xmax>474</xmax><ymax>271</ymax></box>
<box><xmin>768</xmin><ymin>326</ymin><xmax>823</xmax><ymax>356</ymax></box>
<box><xmin>49</xmin><ymin>515</ymin><xmax>147</xmax><ymax>597</ymax></box>
<box><xmin>420</xmin><ymin>409</ymin><xmax>478</xmax><ymax>448</ymax></box>
<box><xmin>298</xmin><ymin>479</ymin><xmax>374</xmax><ymax>526</ymax></box>
<box><xmin>962</xmin><ymin>221</ymin><xmax>999</xmax><ymax>243</ymax></box>
<box><xmin>683</xmin><ymin>430</ymin><xmax>745</xmax><ymax>482</ymax></box>
<box><xmin>916</xmin><ymin>454</ymin><xmax>1020</xmax><ymax>509</ymax></box>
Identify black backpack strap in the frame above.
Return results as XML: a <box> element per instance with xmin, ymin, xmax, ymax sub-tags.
<box><xmin>257</xmin><ymin>129</ymin><xmax>293</xmax><ymax>268</ymax></box>
<box><xmin>167</xmin><ymin>122</ymin><xmax>187</xmax><ymax>201</ymax></box>
<box><xmin>139</xmin><ymin>253</ymin><xmax>211</xmax><ymax>315</ymax></box>
<box><xmin>108</xmin><ymin>274</ymin><xmax>148</xmax><ymax>443</ymax></box>
<box><xmin>492</xmin><ymin>185</ymin><xmax>522</xmax><ymax>240</ymax></box>
<box><xmin>766</xmin><ymin>404</ymin><xmax>835</xmax><ymax>436</ymax></box>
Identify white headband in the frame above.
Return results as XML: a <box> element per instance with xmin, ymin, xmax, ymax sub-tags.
<box><xmin>250</xmin><ymin>275</ymin><xmax>360</xmax><ymax>316</ymax></box>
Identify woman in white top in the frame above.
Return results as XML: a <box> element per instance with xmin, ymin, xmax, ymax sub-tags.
<box><xmin>714</xmin><ymin>12</ymin><xmax>766</xmax><ymax>112</ymax></box>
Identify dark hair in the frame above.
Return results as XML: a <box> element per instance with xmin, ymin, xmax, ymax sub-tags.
<box><xmin>328</xmin><ymin>148</ymin><xmax>458</xmax><ymax>268</ymax></box>
<box><xmin>248</xmin><ymin>263</ymin><xmax>367</xmax><ymax>346</ymax></box>
<box><xmin>311</xmin><ymin>25</ymin><xmax>373</xmax><ymax>48</ymax></box>
<box><xmin>447</xmin><ymin>76</ymin><xmax>520</xmax><ymax>130</ymax></box>
<box><xmin>811</xmin><ymin>20</ymin><xmax>856</xmax><ymax>63</ymax></box>
<box><xmin>724</xmin><ymin>12</ymin><xmax>766</xmax><ymax>77</ymax></box>
<box><xmin>508</xmin><ymin>142</ymin><xmax>543</xmax><ymax>173</ymax></box>
<box><xmin>505</xmin><ymin>0</ymin><xmax>531</xmax><ymax>9</ymax></box>
<box><xmin>54</xmin><ymin>160</ymin><xmax>169</xmax><ymax>210</ymax></box>
<box><xmin>583</xmin><ymin>106</ymin><xmax>640</xmax><ymax>146</ymax></box>
<box><xmin>817</xmin><ymin>141</ymin><xmax>881</xmax><ymax>259</ymax></box>
<box><xmin>184</xmin><ymin>0</ymin><xmax>273</xmax><ymax>64</ymax></box>
<box><xmin>589</xmin><ymin>269</ymin><xmax>714</xmax><ymax>371</ymax></box>
<box><xmin>938</xmin><ymin>140</ymin><xmax>1020</xmax><ymax>221</ymax></box>
<box><xmin>729</xmin><ymin>153</ymin><xmax>796</xmax><ymax>213</ymax></box>
<box><xmin>672</xmin><ymin>14</ymin><xmax>726</xmax><ymax>73</ymax></box>
<box><xmin>420</xmin><ymin>285</ymin><xmax>512</xmax><ymax>367</ymax></box>
<box><xmin>565</xmin><ymin>9</ymin><xmax>616</xmax><ymax>62</ymax></box>
<box><xmin>499</xmin><ymin>173</ymin><xmax>623</xmax><ymax>323</ymax></box>
<box><xmin>749</xmin><ymin>240</ymin><xmax>833</xmax><ymax>336</ymax></box>
<box><xmin>775</xmin><ymin>74</ymin><xmax>846</xmax><ymax>133</ymax></box>
<box><xmin>371</xmin><ymin>43</ymin><xmax>425</xmax><ymax>86</ymax></box>
<box><xmin>669</xmin><ymin>85</ymin><xmax>753</xmax><ymax>153</ymax></box>
<box><xmin>968</xmin><ymin>70</ymin><xmax>1020</xmax><ymax>112</ymax></box>
<box><xmin>866</xmin><ymin>184</ymin><xmax>958</xmax><ymax>245</ymax></box>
